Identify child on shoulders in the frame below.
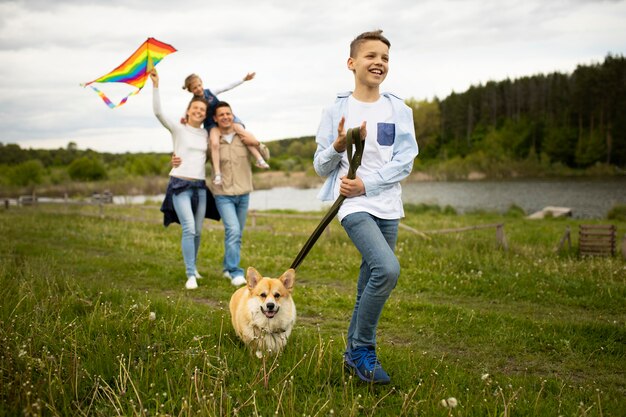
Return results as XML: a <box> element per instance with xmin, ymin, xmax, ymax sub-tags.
<box><xmin>182</xmin><ymin>73</ymin><xmax>269</xmax><ymax>185</ymax></box>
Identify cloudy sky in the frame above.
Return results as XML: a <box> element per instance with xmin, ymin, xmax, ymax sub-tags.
<box><xmin>1</xmin><ymin>0</ymin><xmax>625</xmax><ymax>153</ymax></box>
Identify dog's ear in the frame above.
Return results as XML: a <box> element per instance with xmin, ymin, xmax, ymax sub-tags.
<box><xmin>246</xmin><ymin>267</ymin><xmax>262</xmax><ymax>289</ymax></box>
<box><xmin>280</xmin><ymin>268</ymin><xmax>296</xmax><ymax>292</ymax></box>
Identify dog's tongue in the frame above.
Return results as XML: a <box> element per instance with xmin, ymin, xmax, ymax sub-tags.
<box><xmin>264</xmin><ymin>310</ymin><xmax>276</xmax><ymax>319</ymax></box>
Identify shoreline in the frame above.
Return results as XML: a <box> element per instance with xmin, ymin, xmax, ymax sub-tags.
<box><xmin>2</xmin><ymin>170</ymin><xmax>625</xmax><ymax>199</ymax></box>
<box><xmin>253</xmin><ymin>170</ymin><xmax>626</xmax><ymax>190</ymax></box>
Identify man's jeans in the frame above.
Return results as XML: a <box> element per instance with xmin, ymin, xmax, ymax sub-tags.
<box><xmin>172</xmin><ymin>187</ymin><xmax>207</xmax><ymax>277</ymax></box>
<box><xmin>341</xmin><ymin>212</ymin><xmax>400</xmax><ymax>350</ymax></box>
<box><xmin>215</xmin><ymin>194</ymin><xmax>250</xmax><ymax>277</ymax></box>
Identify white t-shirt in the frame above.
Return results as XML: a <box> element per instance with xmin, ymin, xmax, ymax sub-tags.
<box><xmin>222</xmin><ymin>132</ymin><xmax>236</xmax><ymax>144</ymax></box>
<box><xmin>334</xmin><ymin>95</ymin><xmax>404</xmax><ymax>221</ymax></box>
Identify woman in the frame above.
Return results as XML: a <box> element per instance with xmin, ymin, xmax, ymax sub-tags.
<box><xmin>151</xmin><ymin>69</ymin><xmax>211</xmax><ymax>290</ymax></box>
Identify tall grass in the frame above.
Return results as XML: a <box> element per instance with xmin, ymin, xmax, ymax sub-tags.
<box><xmin>1</xmin><ymin>204</ymin><xmax>625</xmax><ymax>416</ymax></box>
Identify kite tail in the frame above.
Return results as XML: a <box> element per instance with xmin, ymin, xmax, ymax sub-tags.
<box><xmin>88</xmin><ymin>85</ymin><xmax>143</xmax><ymax>109</ymax></box>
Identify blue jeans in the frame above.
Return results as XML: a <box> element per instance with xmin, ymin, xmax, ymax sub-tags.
<box><xmin>341</xmin><ymin>212</ymin><xmax>400</xmax><ymax>350</ymax></box>
<box><xmin>172</xmin><ymin>187</ymin><xmax>207</xmax><ymax>277</ymax></box>
<box><xmin>215</xmin><ymin>194</ymin><xmax>249</xmax><ymax>277</ymax></box>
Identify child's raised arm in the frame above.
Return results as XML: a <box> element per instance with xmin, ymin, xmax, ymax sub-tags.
<box><xmin>212</xmin><ymin>71</ymin><xmax>256</xmax><ymax>95</ymax></box>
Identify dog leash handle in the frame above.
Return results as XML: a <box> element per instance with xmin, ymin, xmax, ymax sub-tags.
<box><xmin>290</xmin><ymin>127</ymin><xmax>363</xmax><ymax>270</ymax></box>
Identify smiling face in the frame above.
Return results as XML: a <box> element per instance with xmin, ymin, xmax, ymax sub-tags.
<box><xmin>246</xmin><ymin>267</ymin><xmax>295</xmax><ymax>319</ymax></box>
<box><xmin>185</xmin><ymin>99</ymin><xmax>207</xmax><ymax>128</ymax></box>
<box><xmin>186</xmin><ymin>77</ymin><xmax>205</xmax><ymax>97</ymax></box>
<box><xmin>213</xmin><ymin>104</ymin><xmax>234</xmax><ymax>130</ymax></box>
<box><xmin>347</xmin><ymin>39</ymin><xmax>389</xmax><ymax>90</ymax></box>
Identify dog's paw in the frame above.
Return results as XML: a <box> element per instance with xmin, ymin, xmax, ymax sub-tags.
<box><xmin>255</xmin><ymin>350</ymin><xmax>263</xmax><ymax>359</ymax></box>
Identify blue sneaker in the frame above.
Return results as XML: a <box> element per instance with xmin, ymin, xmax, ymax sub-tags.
<box><xmin>344</xmin><ymin>346</ymin><xmax>390</xmax><ymax>384</ymax></box>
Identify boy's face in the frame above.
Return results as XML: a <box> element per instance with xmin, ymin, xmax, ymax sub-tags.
<box><xmin>347</xmin><ymin>40</ymin><xmax>389</xmax><ymax>88</ymax></box>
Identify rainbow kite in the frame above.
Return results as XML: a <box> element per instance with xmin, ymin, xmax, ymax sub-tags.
<box><xmin>82</xmin><ymin>37</ymin><xmax>177</xmax><ymax>109</ymax></box>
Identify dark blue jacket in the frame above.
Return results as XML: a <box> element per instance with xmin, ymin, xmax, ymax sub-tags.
<box><xmin>160</xmin><ymin>177</ymin><xmax>220</xmax><ymax>226</ymax></box>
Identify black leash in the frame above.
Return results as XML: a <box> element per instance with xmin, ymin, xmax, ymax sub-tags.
<box><xmin>290</xmin><ymin>127</ymin><xmax>363</xmax><ymax>270</ymax></box>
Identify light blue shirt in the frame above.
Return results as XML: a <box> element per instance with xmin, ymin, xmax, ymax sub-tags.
<box><xmin>314</xmin><ymin>91</ymin><xmax>419</xmax><ymax>202</ymax></box>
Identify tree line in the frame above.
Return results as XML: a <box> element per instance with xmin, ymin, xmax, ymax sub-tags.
<box><xmin>0</xmin><ymin>142</ymin><xmax>171</xmax><ymax>186</ymax></box>
<box><xmin>410</xmin><ymin>54</ymin><xmax>626</xmax><ymax>168</ymax></box>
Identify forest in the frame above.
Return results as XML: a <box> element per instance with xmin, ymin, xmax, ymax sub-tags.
<box><xmin>1</xmin><ymin>54</ymin><xmax>624</xmax><ymax>190</ymax></box>
<box><xmin>411</xmin><ymin>54</ymin><xmax>626</xmax><ymax>168</ymax></box>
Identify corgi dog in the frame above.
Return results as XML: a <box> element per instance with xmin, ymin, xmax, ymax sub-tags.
<box><xmin>229</xmin><ymin>267</ymin><xmax>296</xmax><ymax>358</ymax></box>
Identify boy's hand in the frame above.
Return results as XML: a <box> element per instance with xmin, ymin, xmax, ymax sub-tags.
<box><xmin>339</xmin><ymin>176</ymin><xmax>365</xmax><ymax>197</ymax></box>
<box><xmin>333</xmin><ymin>119</ymin><xmax>367</xmax><ymax>153</ymax></box>
<box><xmin>333</xmin><ymin>117</ymin><xmax>347</xmax><ymax>152</ymax></box>
<box><xmin>180</xmin><ymin>117</ymin><xmax>187</xmax><ymax>125</ymax></box>
<box><xmin>359</xmin><ymin>121</ymin><xmax>367</xmax><ymax>141</ymax></box>
<box><xmin>171</xmin><ymin>153</ymin><xmax>182</xmax><ymax>168</ymax></box>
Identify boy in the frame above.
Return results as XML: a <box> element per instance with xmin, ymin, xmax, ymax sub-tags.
<box><xmin>313</xmin><ymin>30</ymin><xmax>418</xmax><ymax>384</ymax></box>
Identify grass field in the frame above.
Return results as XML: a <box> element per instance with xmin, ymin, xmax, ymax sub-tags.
<box><xmin>1</xmin><ymin>202</ymin><xmax>625</xmax><ymax>416</ymax></box>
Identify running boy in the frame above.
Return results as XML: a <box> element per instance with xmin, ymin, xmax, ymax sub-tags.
<box><xmin>182</xmin><ymin>73</ymin><xmax>269</xmax><ymax>185</ymax></box>
<box><xmin>313</xmin><ymin>30</ymin><xmax>419</xmax><ymax>384</ymax></box>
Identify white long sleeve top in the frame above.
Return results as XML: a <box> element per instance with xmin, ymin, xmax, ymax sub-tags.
<box><xmin>153</xmin><ymin>87</ymin><xmax>208</xmax><ymax>180</ymax></box>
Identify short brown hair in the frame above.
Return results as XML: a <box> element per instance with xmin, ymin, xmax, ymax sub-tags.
<box><xmin>214</xmin><ymin>101</ymin><xmax>231</xmax><ymax>112</ymax></box>
<box><xmin>349</xmin><ymin>30</ymin><xmax>391</xmax><ymax>58</ymax></box>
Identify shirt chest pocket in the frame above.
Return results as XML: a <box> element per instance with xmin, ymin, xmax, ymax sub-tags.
<box><xmin>377</xmin><ymin>123</ymin><xmax>395</xmax><ymax>146</ymax></box>
<box><xmin>232</xmin><ymin>142</ymin><xmax>249</xmax><ymax>159</ymax></box>
<box><xmin>220</xmin><ymin>142</ymin><xmax>249</xmax><ymax>163</ymax></box>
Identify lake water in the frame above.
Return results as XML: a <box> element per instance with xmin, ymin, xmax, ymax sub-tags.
<box><xmin>22</xmin><ymin>178</ymin><xmax>625</xmax><ymax>219</ymax></box>
<box><xmin>249</xmin><ymin>179</ymin><xmax>626</xmax><ymax>218</ymax></box>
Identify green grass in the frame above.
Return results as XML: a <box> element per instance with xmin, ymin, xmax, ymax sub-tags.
<box><xmin>1</xmin><ymin>203</ymin><xmax>625</xmax><ymax>416</ymax></box>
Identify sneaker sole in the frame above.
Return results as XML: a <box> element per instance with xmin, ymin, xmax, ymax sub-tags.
<box><xmin>344</xmin><ymin>358</ymin><xmax>390</xmax><ymax>385</ymax></box>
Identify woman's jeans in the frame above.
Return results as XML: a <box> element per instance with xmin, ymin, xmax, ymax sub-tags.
<box><xmin>172</xmin><ymin>187</ymin><xmax>207</xmax><ymax>277</ymax></box>
<box><xmin>214</xmin><ymin>194</ymin><xmax>250</xmax><ymax>277</ymax></box>
<box><xmin>341</xmin><ymin>212</ymin><xmax>400</xmax><ymax>350</ymax></box>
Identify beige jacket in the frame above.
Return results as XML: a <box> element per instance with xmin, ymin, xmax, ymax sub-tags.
<box><xmin>209</xmin><ymin>133</ymin><xmax>270</xmax><ymax>196</ymax></box>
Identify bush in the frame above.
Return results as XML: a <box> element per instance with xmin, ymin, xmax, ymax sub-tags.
<box><xmin>68</xmin><ymin>157</ymin><xmax>107</xmax><ymax>181</ymax></box>
<box><xmin>607</xmin><ymin>204</ymin><xmax>626</xmax><ymax>221</ymax></box>
<box><xmin>125</xmin><ymin>155</ymin><xmax>170</xmax><ymax>176</ymax></box>
<box><xmin>49</xmin><ymin>167</ymin><xmax>70</xmax><ymax>185</ymax></box>
<box><xmin>506</xmin><ymin>204</ymin><xmax>526</xmax><ymax>217</ymax></box>
<box><xmin>9</xmin><ymin>159</ymin><xmax>45</xmax><ymax>186</ymax></box>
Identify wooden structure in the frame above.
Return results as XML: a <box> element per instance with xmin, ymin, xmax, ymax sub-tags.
<box><xmin>578</xmin><ymin>224</ymin><xmax>616</xmax><ymax>257</ymax></box>
<box><xmin>18</xmin><ymin>195</ymin><xmax>37</xmax><ymax>206</ymax></box>
<box><xmin>91</xmin><ymin>191</ymin><xmax>113</xmax><ymax>204</ymax></box>
<box><xmin>556</xmin><ymin>226</ymin><xmax>572</xmax><ymax>252</ymax></box>
<box><xmin>527</xmin><ymin>206</ymin><xmax>572</xmax><ymax>219</ymax></box>
<box><xmin>400</xmin><ymin>222</ymin><xmax>508</xmax><ymax>250</ymax></box>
